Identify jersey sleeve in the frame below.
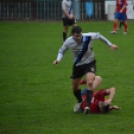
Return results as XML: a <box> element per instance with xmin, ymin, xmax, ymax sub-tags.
<box><xmin>89</xmin><ymin>32</ymin><xmax>112</xmax><ymax>46</ymax></box>
<box><xmin>56</xmin><ymin>40</ymin><xmax>70</xmax><ymax>61</ymax></box>
<box><xmin>62</xmin><ymin>1</ymin><xmax>66</xmax><ymax>10</ymax></box>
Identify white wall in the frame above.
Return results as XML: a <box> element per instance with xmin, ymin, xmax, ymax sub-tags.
<box><xmin>105</xmin><ymin>0</ymin><xmax>134</xmax><ymax>20</ymax></box>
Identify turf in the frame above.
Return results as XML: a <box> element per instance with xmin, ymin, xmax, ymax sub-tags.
<box><xmin>0</xmin><ymin>21</ymin><xmax>134</xmax><ymax>134</ymax></box>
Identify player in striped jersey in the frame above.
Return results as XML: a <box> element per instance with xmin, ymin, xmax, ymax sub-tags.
<box><xmin>53</xmin><ymin>26</ymin><xmax>118</xmax><ymax>114</ymax></box>
<box><xmin>62</xmin><ymin>0</ymin><xmax>77</xmax><ymax>42</ymax></box>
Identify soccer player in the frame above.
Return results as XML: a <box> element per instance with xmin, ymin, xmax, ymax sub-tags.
<box><xmin>111</xmin><ymin>0</ymin><xmax>128</xmax><ymax>34</ymax></box>
<box><xmin>81</xmin><ymin>87</ymin><xmax>120</xmax><ymax>113</ymax></box>
<box><xmin>53</xmin><ymin>26</ymin><xmax>118</xmax><ymax>114</ymax></box>
<box><xmin>80</xmin><ymin>76</ymin><xmax>121</xmax><ymax>114</ymax></box>
<box><xmin>62</xmin><ymin>0</ymin><xmax>77</xmax><ymax>42</ymax></box>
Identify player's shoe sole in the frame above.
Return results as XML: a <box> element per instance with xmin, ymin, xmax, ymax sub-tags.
<box><xmin>110</xmin><ymin>31</ymin><xmax>117</xmax><ymax>34</ymax></box>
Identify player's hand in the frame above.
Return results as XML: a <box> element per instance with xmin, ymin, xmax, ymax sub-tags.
<box><xmin>68</xmin><ymin>14</ymin><xmax>73</xmax><ymax>19</ymax></box>
<box><xmin>110</xmin><ymin>44</ymin><xmax>118</xmax><ymax>51</ymax></box>
<box><xmin>105</xmin><ymin>99</ymin><xmax>112</xmax><ymax>105</ymax></box>
<box><xmin>53</xmin><ymin>60</ymin><xmax>60</xmax><ymax>65</ymax></box>
<box><xmin>113</xmin><ymin>105</ymin><xmax>121</xmax><ymax>110</ymax></box>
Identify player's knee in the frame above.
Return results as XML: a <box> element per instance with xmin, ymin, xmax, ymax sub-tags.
<box><xmin>96</xmin><ymin>76</ymin><xmax>102</xmax><ymax>82</ymax></box>
<box><xmin>87</xmin><ymin>80</ymin><xmax>93</xmax><ymax>88</ymax></box>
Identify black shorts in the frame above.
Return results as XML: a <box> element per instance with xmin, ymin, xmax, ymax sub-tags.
<box><xmin>62</xmin><ymin>17</ymin><xmax>76</xmax><ymax>26</ymax></box>
<box><xmin>70</xmin><ymin>60</ymin><xmax>96</xmax><ymax>79</ymax></box>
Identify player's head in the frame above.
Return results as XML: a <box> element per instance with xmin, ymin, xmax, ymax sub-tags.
<box><xmin>71</xmin><ymin>26</ymin><xmax>82</xmax><ymax>43</ymax></box>
<box><xmin>99</xmin><ymin>101</ymin><xmax>110</xmax><ymax>113</ymax></box>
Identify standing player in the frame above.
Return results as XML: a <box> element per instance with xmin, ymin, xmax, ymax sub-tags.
<box><xmin>62</xmin><ymin>0</ymin><xmax>77</xmax><ymax>42</ymax></box>
<box><xmin>111</xmin><ymin>0</ymin><xmax>128</xmax><ymax>34</ymax></box>
<box><xmin>53</xmin><ymin>26</ymin><xmax>118</xmax><ymax>114</ymax></box>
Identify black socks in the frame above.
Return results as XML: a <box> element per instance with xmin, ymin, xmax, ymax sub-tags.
<box><xmin>86</xmin><ymin>90</ymin><xmax>93</xmax><ymax>107</ymax></box>
<box><xmin>74</xmin><ymin>89</ymin><xmax>83</xmax><ymax>103</ymax></box>
<box><xmin>63</xmin><ymin>32</ymin><xmax>67</xmax><ymax>41</ymax></box>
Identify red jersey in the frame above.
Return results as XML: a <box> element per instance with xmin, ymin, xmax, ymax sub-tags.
<box><xmin>116</xmin><ymin>0</ymin><xmax>127</xmax><ymax>13</ymax></box>
<box><xmin>81</xmin><ymin>89</ymin><xmax>108</xmax><ymax>113</ymax></box>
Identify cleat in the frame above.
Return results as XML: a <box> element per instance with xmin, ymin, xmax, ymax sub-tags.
<box><xmin>83</xmin><ymin>106</ymin><xmax>90</xmax><ymax>114</ymax></box>
<box><xmin>123</xmin><ymin>31</ymin><xmax>127</xmax><ymax>35</ymax></box>
<box><xmin>110</xmin><ymin>31</ymin><xmax>117</xmax><ymax>34</ymax></box>
<box><xmin>123</xmin><ymin>32</ymin><xmax>127</xmax><ymax>35</ymax></box>
<box><xmin>74</xmin><ymin>102</ymin><xmax>82</xmax><ymax>113</ymax></box>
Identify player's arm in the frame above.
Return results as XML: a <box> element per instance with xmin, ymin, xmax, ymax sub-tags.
<box><xmin>120</xmin><ymin>4</ymin><xmax>127</xmax><ymax>13</ymax></box>
<box><xmin>120</xmin><ymin>0</ymin><xmax>127</xmax><ymax>13</ymax></box>
<box><xmin>63</xmin><ymin>10</ymin><xmax>73</xmax><ymax>19</ymax></box>
<box><xmin>53</xmin><ymin>42</ymin><xmax>69</xmax><ymax>65</ymax></box>
<box><xmin>105</xmin><ymin>87</ymin><xmax>116</xmax><ymax>104</ymax></box>
<box><xmin>92</xmin><ymin>33</ymin><xmax>118</xmax><ymax>51</ymax></box>
<box><xmin>110</xmin><ymin>105</ymin><xmax>121</xmax><ymax>110</ymax></box>
<box><xmin>62</xmin><ymin>1</ymin><xmax>73</xmax><ymax>19</ymax></box>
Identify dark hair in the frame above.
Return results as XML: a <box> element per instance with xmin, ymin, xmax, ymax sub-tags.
<box><xmin>71</xmin><ymin>26</ymin><xmax>82</xmax><ymax>34</ymax></box>
<box><xmin>100</xmin><ymin>102</ymin><xmax>110</xmax><ymax>113</ymax></box>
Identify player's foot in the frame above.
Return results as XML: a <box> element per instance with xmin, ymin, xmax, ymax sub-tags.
<box><xmin>74</xmin><ymin>101</ymin><xmax>82</xmax><ymax>113</ymax></box>
<box><xmin>83</xmin><ymin>106</ymin><xmax>90</xmax><ymax>114</ymax></box>
<box><xmin>110</xmin><ymin>31</ymin><xmax>117</xmax><ymax>34</ymax></box>
<box><xmin>123</xmin><ymin>32</ymin><xmax>127</xmax><ymax>35</ymax></box>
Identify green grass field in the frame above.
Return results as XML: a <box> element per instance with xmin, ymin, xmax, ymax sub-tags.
<box><xmin>0</xmin><ymin>21</ymin><xmax>134</xmax><ymax>134</ymax></box>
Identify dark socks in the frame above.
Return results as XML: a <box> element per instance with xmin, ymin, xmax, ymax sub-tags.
<box><xmin>63</xmin><ymin>32</ymin><xmax>67</xmax><ymax>41</ymax></box>
<box><xmin>86</xmin><ymin>90</ymin><xmax>93</xmax><ymax>107</ymax></box>
<box><xmin>73</xmin><ymin>89</ymin><xmax>83</xmax><ymax>103</ymax></box>
<box><xmin>119</xmin><ymin>21</ymin><xmax>123</xmax><ymax>29</ymax></box>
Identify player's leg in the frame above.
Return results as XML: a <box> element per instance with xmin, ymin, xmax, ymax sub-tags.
<box><xmin>71</xmin><ymin>64</ymin><xmax>84</xmax><ymax>113</ymax></box>
<box><xmin>92</xmin><ymin>76</ymin><xmax>102</xmax><ymax>90</ymax></box>
<box><xmin>121</xmin><ymin>13</ymin><xmax>128</xmax><ymax>34</ymax></box>
<box><xmin>62</xmin><ymin>18</ymin><xmax>69</xmax><ymax>41</ymax></box>
<box><xmin>83</xmin><ymin>60</ymin><xmax>96</xmax><ymax>114</ymax></box>
<box><xmin>119</xmin><ymin>20</ymin><xmax>123</xmax><ymax>29</ymax></box>
<box><xmin>117</xmin><ymin>20</ymin><xmax>123</xmax><ymax>30</ymax></box>
<box><xmin>72</xmin><ymin>78</ymin><xmax>83</xmax><ymax>112</ymax></box>
<box><xmin>123</xmin><ymin>20</ymin><xmax>128</xmax><ymax>34</ymax></box>
<box><xmin>63</xmin><ymin>26</ymin><xmax>68</xmax><ymax>41</ymax></box>
<box><xmin>80</xmin><ymin>75</ymin><xmax>102</xmax><ymax>89</ymax></box>
<box><xmin>111</xmin><ymin>12</ymin><xmax>120</xmax><ymax>34</ymax></box>
<box><xmin>111</xmin><ymin>19</ymin><xmax>118</xmax><ymax>33</ymax></box>
<box><xmin>83</xmin><ymin>72</ymin><xmax>95</xmax><ymax>114</ymax></box>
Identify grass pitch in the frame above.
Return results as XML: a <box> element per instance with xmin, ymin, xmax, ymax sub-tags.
<box><xmin>0</xmin><ymin>21</ymin><xmax>134</xmax><ymax>134</ymax></box>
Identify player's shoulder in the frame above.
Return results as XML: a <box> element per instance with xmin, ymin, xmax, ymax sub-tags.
<box><xmin>82</xmin><ymin>32</ymin><xmax>100</xmax><ymax>36</ymax></box>
<box><xmin>82</xmin><ymin>32</ymin><xmax>101</xmax><ymax>39</ymax></box>
<box><xmin>64</xmin><ymin>36</ymin><xmax>76</xmax><ymax>44</ymax></box>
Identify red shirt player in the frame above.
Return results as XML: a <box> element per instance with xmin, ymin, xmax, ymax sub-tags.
<box><xmin>111</xmin><ymin>0</ymin><xmax>128</xmax><ymax>34</ymax></box>
<box><xmin>81</xmin><ymin>88</ymin><xmax>120</xmax><ymax>113</ymax></box>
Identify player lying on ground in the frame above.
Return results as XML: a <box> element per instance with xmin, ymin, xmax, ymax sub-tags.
<box><xmin>75</xmin><ymin>76</ymin><xmax>121</xmax><ymax>113</ymax></box>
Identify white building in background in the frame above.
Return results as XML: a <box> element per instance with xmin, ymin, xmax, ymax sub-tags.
<box><xmin>105</xmin><ymin>0</ymin><xmax>134</xmax><ymax>20</ymax></box>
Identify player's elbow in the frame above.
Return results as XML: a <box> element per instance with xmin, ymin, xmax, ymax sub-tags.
<box><xmin>111</xmin><ymin>87</ymin><xmax>116</xmax><ymax>93</ymax></box>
